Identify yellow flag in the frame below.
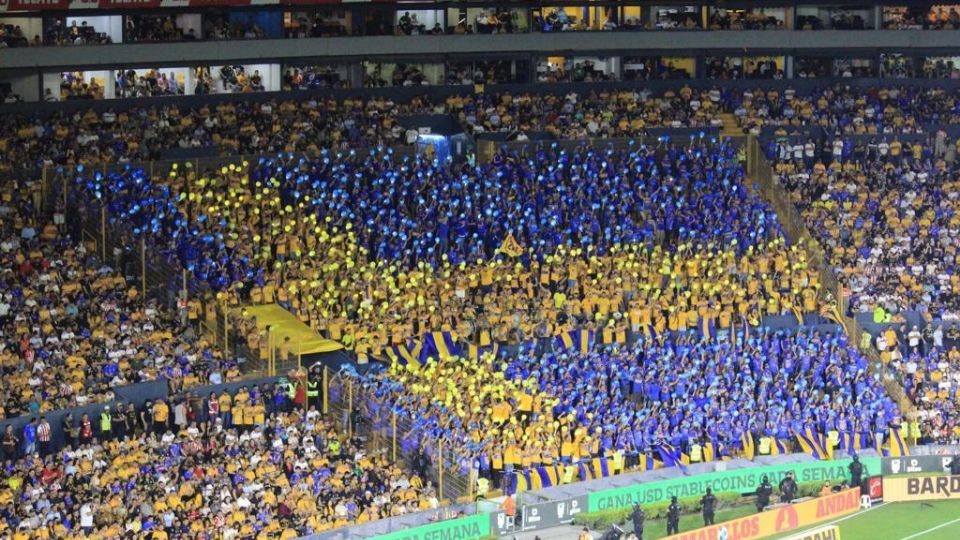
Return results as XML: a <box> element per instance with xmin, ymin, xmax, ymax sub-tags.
<box><xmin>498</xmin><ymin>232</ymin><xmax>524</xmax><ymax>258</ymax></box>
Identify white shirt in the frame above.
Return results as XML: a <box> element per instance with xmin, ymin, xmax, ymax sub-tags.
<box><xmin>80</xmin><ymin>504</ymin><xmax>94</xmax><ymax>527</ymax></box>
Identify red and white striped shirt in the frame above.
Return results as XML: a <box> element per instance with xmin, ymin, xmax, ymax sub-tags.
<box><xmin>37</xmin><ymin>422</ymin><xmax>51</xmax><ymax>442</ymax></box>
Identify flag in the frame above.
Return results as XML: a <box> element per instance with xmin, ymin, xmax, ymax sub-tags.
<box><xmin>741</xmin><ymin>432</ymin><xmax>755</xmax><ymax>461</ymax></box>
<box><xmin>795</xmin><ymin>428</ymin><xmax>829</xmax><ymax>460</ymax></box>
<box><xmin>637</xmin><ymin>454</ymin><xmax>661</xmax><ymax>471</ymax></box>
<box><xmin>837</xmin><ymin>432</ymin><xmax>860</xmax><ymax>455</ymax></box>
<box><xmin>576</xmin><ymin>329</ymin><xmax>594</xmax><ymax>354</ymax></box>
<box><xmin>423</xmin><ymin>331</ymin><xmax>459</xmax><ymax>360</ymax></box>
<box><xmin>555</xmin><ymin>331</ymin><xmax>575</xmax><ymax>351</ymax></box>
<box><xmin>591</xmin><ymin>457</ymin><xmax>611</xmax><ymax>478</ymax></box>
<box><xmin>702</xmin><ymin>441</ymin><xmax>715</xmax><ymax>463</ymax></box>
<box><xmin>769</xmin><ymin>437</ymin><xmax>787</xmax><ymax>456</ymax></box>
<box><xmin>790</xmin><ymin>304</ymin><xmax>804</xmax><ymax>325</ymax></box>
<box><xmin>857</xmin><ymin>432</ymin><xmax>873</xmax><ymax>451</ymax></box>
<box><xmin>467</xmin><ymin>342</ymin><xmax>499</xmax><ymax>361</ymax></box>
<box><xmin>577</xmin><ymin>462</ymin><xmax>597</xmax><ymax>481</ymax></box>
<box><xmin>384</xmin><ymin>340</ymin><xmax>423</xmax><ymax>369</ymax></box>
<box><xmin>820</xmin><ymin>302</ymin><xmax>849</xmax><ymax>335</ymax></box>
<box><xmin>699</xmin><ymin>315</ymin><xmax>715</xmax><ymax>341</ymax></box>
<box><xmin>656</xmin><ymin>444</ymin><xmax>690</xmax><ymax>473</ymax></box>
<box><xmin>534</xmin><ymin>466</ymin><xmax>559</xmax><ymax>488</ymax></box>
<box><xmin>498</xmin><ymin>232</ymin><xmax>524</xmax><ymax>257</ymax></box>
<box><xmin>887</xmin><ymin>428</ymin><xmax>909</xmax><ymax>457</ymax></box>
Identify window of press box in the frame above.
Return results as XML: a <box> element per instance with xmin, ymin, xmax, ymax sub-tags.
<box><xmin>363</xmin><ymin>62</ymin><xmax>444</xmax><ymax>87</ymax></box>
<box><xmin>44</xmin><ymin>71</ymin><xmax>111</xmax><ymax>100</ymax></box>
<box><xmin>537</xmin><ymin>56</ymin><xmax>619</xmax><ymax>83</ymax></box>
<box><xmin>707</xmin><ymin>7</ymin><xmax>786</xmax><ymax>30</ymax></box>
<box><xmin>124</xmin><ymin>14</ymin><xmax>201</xmax><ymax>42</ymax></box>
<box><xmin>283</xmin><ymin>64</ymin><xmax>360</xmax><ymax>90</ymax></box>
<box><xmin>532</xmin><ymin>6</ymin><xmax>594</xmax><ymax>31</ymax></box>
<box><xmin>923</xmin><ymin>57</ymin><xmax>960</xmax><ymax>78</ymax></box>
<box><xmin>795</xmin><ymin>6</ymin><xmax>873</xmax><ymax>30</ymax></box>
<box><xmin>880</xmin><ymin>54</ymin><xmax>915</xmax><ymax>78</ymax></box>
<box><xmin>445</xmin><ymin>7</ymin><xmax>528</xmax><ymax>33</ymax></box>
<box><xmin>283</xmin><ymin>10</ymin><xmax>351</xmax><ymax>38</ymax></box>
<box><xmin>394</xmin><ymin>10</ymin><xmax>445</xmax><ymax>35</ymax></box>
<box><xmin>202</xmin><ymin>9</ymin><xmax>283</xmax><ymax>40</ymax></box>
<box><xmin>1</xmin><ymin>16</ymin><xmax>42</xmax><ymax>47</ymax></box>
<box><xmin>883</xmin><ymin>5</ymin><xmax>960</xmax><ymax>29</ymax></box>
<box><xmin>794</xmin><ymin>57</ymin><xmax>875</xmax><ymax>78</ymax></box>
<box><xmin>622</xmin><ymin>57</ymin><xmax>694</xmax><ymax>80</ymax></box>
<box><xmin>43</xmin><ymin>15</ymin><xmax>122</xmax><ymax>45</ymax></box>
<box><xmin>445</xmin><ymin>60</ymin><xmax>531</xmax><ymax>85</ymax></box>
<box><xmin>706</xmin><ymin>56</ymin><xmax>784</xmax><ymax>80</ymax></box>
<box><xmin>651</xmin><ymin>6</ymin><xmax>701</xmax><ymax>29</ymax></box>
<box><xmin>198</xmin><ymin>65</ymin><xmax>281</xmax><ymax>94</ymax></box>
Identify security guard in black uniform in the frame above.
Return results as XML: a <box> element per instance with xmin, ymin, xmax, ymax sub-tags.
<box><xmin>630</xmin><ymin>503</ymin><xmax>645</xmax><ymax>540</ymax></box>
<box><xmin>701</xmin><ymin>487</ymin><xmax>717</xmax><ymax>526</ymax></box>
<box><xmin>755</xmin><ymin>475</ymin><xmax>773</xmax><ymax>512</ymax></box>
<box><xmin>666</xmin><ymin>496</ymin><xmax>680</xmax><ymax>536</ymax></box>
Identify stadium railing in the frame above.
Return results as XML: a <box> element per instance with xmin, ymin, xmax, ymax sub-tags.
<box><xmin>328</xmin><ymin>372</ymin><xmax>474</xmax><ymax>505</ymax></box>
<box><xmin>747</xmin><ymin>135</ymin><xmax>916</xmax><ymax>427</ymax></box>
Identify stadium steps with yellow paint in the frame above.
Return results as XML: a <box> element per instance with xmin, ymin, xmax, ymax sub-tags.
<box><xmin>719</xmin><ymin>112</ymin><xmax>743</xmax><ymax>138</ymax></box>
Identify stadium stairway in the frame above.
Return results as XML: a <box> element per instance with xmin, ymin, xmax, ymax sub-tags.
<box><xmin>719</xmin><ymin>112</ymin><xmax>742</xmax><ymax>138</ymax></box>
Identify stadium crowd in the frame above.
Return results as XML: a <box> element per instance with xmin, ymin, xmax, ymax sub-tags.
<box><xmin>0</xmin><ymin>384</ymin><xmax>438</xmax><ymax>538</ymax></box>
<box><xmin>0</xmin><ymin>87</ymin><xmax>725</xmax><ymax>172</ymax></box>
<box><xmin>772</xmin><ymin>133</ymin><xmax>960</xmax><ymax>318</ymax></box>
<box><xmin>0</xmin><ymin>175</ymin><xmax>234</xmax><ymax>420</ymax></box>
<box><xmin>72</xmin><ymin>139</ymin><xmax>822</xmax><ymax>360</ymax></box>
<box><xmin>769</xmin><ymin>129</ymin><xmax>960</xmax><ymax>442</ymax></box>
<box><xmin>356</xmin><ymin>328</ymin><xmax>896</xmax><ymax>485</ymax></box>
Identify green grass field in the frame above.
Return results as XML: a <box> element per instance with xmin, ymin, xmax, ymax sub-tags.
<box><xmin>767</xmin><ymin>500</ymin><xmax>960</xmax><ymax>540</ymax></box>
<box><xmin>634</xmin><ymin>500</ymin><xmax>960</xmax><ymax>539</ymax></box>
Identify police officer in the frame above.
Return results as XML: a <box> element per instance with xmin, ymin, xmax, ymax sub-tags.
<box><xmin>755</xmin><ymin>475</ymin><xmax>773</xmax><ymax>512</ymax></box>
<box><xmin>779</xmin><ymin>472</ymin><xmax>798</xmax><ymax>504</ymax></box>
<box><xmin>701</xmin><ymin>488</ymin><xmax>717</xmax><ymax>526</ymax></box>
<box><xmin>848</xmin><ymin>455</ymin><xmax>864</xmax><ymax>489</ymax></box>
<box><xmin>666</xmin><ymin>496</ymin><xmax>680</xmax><ymax>536</ymax></box>
<box><xmin>630</xmin><ymin>503</ymin><xmax>645</xmax><ymax>540</ymax></box>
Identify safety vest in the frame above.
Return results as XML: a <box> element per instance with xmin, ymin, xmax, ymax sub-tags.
<box><xmin>758</xmin><ymin>437</ymin><xmax>771</xmax><ymax>455</ymax></box>
<box><xmin>100</xmin><ymin>413</ymin><xmax>112</xmax><ymax>432</ymax></box>
<box><xmin>689</xmin><ymin>444</ymin><xmax>702</xmax><ymax>463</ymax></box>
<box><xmin>286</xmin><ymin>382</ymin><xmax>296</xmax><ymax>399</ymax></box>
<box><xmin>306</xmin><ymin>381</ymin><xmax>319</xmax><ymax>398</ymax></box>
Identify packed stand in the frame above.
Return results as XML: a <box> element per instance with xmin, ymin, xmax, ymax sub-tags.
<box><xmin>0</xmin><ymin>383</ymin><xmax>439</xmax><ymax>538</ymax></box>
<box><xmin>0</xmin><ymin>96</ymin><xmax>430</xmax><ymax>172</ymax></box>
<box><xmin>0</xmin><ymin>180</ymin><xmax>234</xmax><ymax>420</ymax></box>
<box><xmin>70</xmin><ymin>138</ymin><xmax>828</xmax><ymax>378</ymax></box>
<box><xmin>771</xmin><ymin>134</ymin><xmax>960</xmax><ymax>319</ymax></box>
<box><xmin>0</xmin><ymin>88</ymin><xmax>728</xmax><ymax>172</ymax></box>
<box><xmin>357</xmin><ymin>328</ymin><xmax>896</xmax><ymax>485</ymax></box>
<box><xmin>886</xmin><ymin>326</ymin><xmax>960</xmax><ymax>443</ymax></box>
<box><xmin>731</xmin><ymin>84</ymin><xmax>960</xmax><ymax>135</ymax></box>
<box><xmin>448</xmin><ymin>88</ymin><xmax>725</xmax><ymax>136</ymax></box>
